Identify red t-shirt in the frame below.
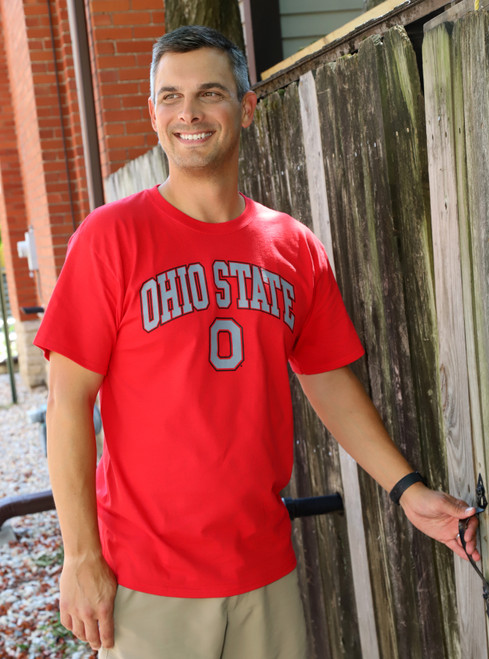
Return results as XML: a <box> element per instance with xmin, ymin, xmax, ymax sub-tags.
<box><xmin>35</xmin><ymin>187</ymin><xmax>364</xmax><ymax>597</ymax></box>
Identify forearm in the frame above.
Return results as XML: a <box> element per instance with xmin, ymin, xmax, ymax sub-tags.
<box><xmin>47</xmin><ymin>393</ymin><xmax>101</xmax><ymax>558</ymax></box>
<box><xmin>297</xmin><ymin>366</ymin><xmax>413</xmax><ymax>492</ymax></box>
<box><xmin>46</xmin><ymin>353</ymin><xmax>116</xmax><ymax>650</ymax></box>
<box><xmin>46</xmin><ymin>352</ymin><xmax>104</xmax><ymax>558</ymax></box>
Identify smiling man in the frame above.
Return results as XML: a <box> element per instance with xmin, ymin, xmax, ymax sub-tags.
<box><xmin>34</xmin><ymin>25</ymin><xmax>480</xmax><ymax>659</ymax></box>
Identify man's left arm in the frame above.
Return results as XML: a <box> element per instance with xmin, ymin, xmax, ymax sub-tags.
<box><xmin>297</xmin><ymin>365</ymin><xmax>480</xmax><ymax>561</ymax></box>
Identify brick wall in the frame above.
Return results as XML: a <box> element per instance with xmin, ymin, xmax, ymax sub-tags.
<box><xmin>0</xmin><ymin>0</ymin><xmax>89</xmax><ymax>306</ymax></box>
<box><xmin>87</xmin><ymin>0</ymin><xmax>164</xmax><ymax>179</ymax></box>
<box><xmin>0</xmin><ymin>0</ymin><xmax>166</xmax><ymax>384</ymax></box>
<box><xmin>0</xmin><ymin>7</ymin><xmax>38</xmax><ymax>324</ymax></box>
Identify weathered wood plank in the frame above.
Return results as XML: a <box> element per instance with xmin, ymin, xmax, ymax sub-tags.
<box><xmin>353</xmin><ymin>34</ymin><xmax>434</xmax><ymax>659</ymax></box>
<box><xmin>458</xmin><ymin>7</ymin><xmax>489</xmax><ymax>493</ymax></box>
<box><xmin>104</xmin><ymin>146</ymin><xmax>168</xmax><ymax>202</ymax></box>
<box><xmin>316</xmin><ymin>50</ymin><xmax>401</xmax><ymax>659</ymax></box>
<box><xmin>455</xmin><ymin>12</ymin><xmax>489</xmax><ymax>642</ymax></box>
<box><xmin>241</xmin><ymin>85</ymin><xmax>361</xmax><ymax>659</ymax></box>
<box><xmin>280</xmin><ymin>82</ymin><xmax>361</xmax><ymax>659</ymax></box>
<box><xmin>423</xmin><ymin>20</ymin><xmax>489</xmax><ymax>657</ymax></box>
<box><xmin>298</xmin><ymin>68</ymin><xmax>379</xmax><ymax>659</ymax></box>
<box><xmin>315</xmin><ymin>25</ymin><xmax>461</xmax><ymax>658</ymax></box>
<box><xmin>377</xmin><ymin>26</ymin><xmax>459</xmax><ymax>658</ymax></box>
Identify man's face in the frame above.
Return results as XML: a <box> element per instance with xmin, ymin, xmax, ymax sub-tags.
<box><xmin>148</xmin><ymin>48</ymin><xmax>256</xmax><ymax>174</ymax></box>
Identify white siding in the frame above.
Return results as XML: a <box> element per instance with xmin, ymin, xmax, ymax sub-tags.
<box><xmin>279</xmin><ymin>0</ymin><xmax>364</xmax><ymax>59</ymax></box>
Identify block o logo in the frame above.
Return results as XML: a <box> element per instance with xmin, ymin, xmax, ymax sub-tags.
<box><xmin>209</xmin><ymin>318</ymin><xmax>244</xmax><ymax>371</ymax></box>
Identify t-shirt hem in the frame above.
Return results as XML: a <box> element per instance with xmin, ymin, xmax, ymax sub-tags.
<box><xmin>290</xmin><ymin>346</ymin><xmax>365</xmax><ymax>375</ymax></box>
<box><xmin>115</xmin><ymin>557</ymin><xmax>298</xmax><ymax>599</ymax></box>
<box><xmin>33</xmin><ymin>338</ymin><xmax>107</xmax><ymax>376</ymax></box>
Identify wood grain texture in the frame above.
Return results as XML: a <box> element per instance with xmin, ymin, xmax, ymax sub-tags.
<box><xmin>453</xmin><ymin>10</ymin><xmax>489</xmax><ymax>567</ymax></box>
<box><xmin>423</xmin><ymin>19</ymin><xmax>489</xmax><ymax>657</ymax></box>
<box><xmin>314</xmin><ymin>26</ymin><xmax>463</xmax><ymax>658</ymax></box>
<box><xmin>298</xmin><ymin>68</ymin><xmax>380</xmax><ymax>659</ymax></box>
<box><xmin>240</xmin><ymin>85</ymin><xmax>361</xmax><ymax>659</ymax></box>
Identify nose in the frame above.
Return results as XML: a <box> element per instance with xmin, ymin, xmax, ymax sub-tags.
<box><xmin>178</xmin><ymin>96</ymin><xmax>202</xmax><ymax>124</ymax></box>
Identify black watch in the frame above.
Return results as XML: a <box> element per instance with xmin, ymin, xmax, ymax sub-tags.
<box><xmin>389</xmin><ymin>472</ymin><xmax>426</xmax><ymax>505</ymax></box>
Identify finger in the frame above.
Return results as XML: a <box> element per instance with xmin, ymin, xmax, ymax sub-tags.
<box><xmin>84</xmin><ymin>618</ymin><xmax>102</xmax><ymax>650</ymax></box>
<box><xmin>446</xmin><ymin>538</ymin><xmax>473</xmax><ymax>562</ymax></box>
<box><xmin>463</xmin><ymin>515</ymin><xmax>479</xmax><ymax>538</ymax></box>
<box><xmin>98</xmin><ymin>607</ymin><xmax>115</xmax><ymax>649</ymax></box>
<box><xmin>453</xmin><ymin>526</ymin><xmax>481</xmax><ymax>562</ymax></box>
<box><xmin>60</xmin><ymin>611</ymin><xmax>73</xmax><ymax>633</ymax></box>
<box><xmin>470</xmin><ymin>548</ymin><xmax>482</xmax><ymax>562</ymax></box>
<box><xmin>71</xmin><ymin>618</ymin><xmax>87</xmax><ymax>642</ymax></box>
<box><xmin>460</xmin><ymin>517</ymin><xmax>480</xmax><ymax>556</ymax></box>
<box><xmin>458</xmin><ymin>505</ymin><xmax>477</xmax><ymax>519</ymax></box>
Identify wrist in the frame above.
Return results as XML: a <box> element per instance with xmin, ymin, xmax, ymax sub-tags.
<box><xmin>63</xmin><ymin>543</ymin><xmax>104</xmax><ymax>563</ymax></box>
<box><xmin>389</xmin><ymin>471</ymin><xmax>426</xmax><ymax>505</ymax></box>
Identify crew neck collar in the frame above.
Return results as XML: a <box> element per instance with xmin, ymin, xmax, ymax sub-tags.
<box><xmin>150</xmin><ymin>185</ymin><xmax>254</xmax><ymax>234</ymax></box>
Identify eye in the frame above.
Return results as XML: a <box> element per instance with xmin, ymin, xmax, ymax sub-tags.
<box><xmin>161</xmin><ymin>93</ymin><xmax>180</xmax><ymax>103</ymax></box>
<box><xmin>202</xmin><ymin>91</ymin><xmax>222</xmax><ymax>99</ymax></box>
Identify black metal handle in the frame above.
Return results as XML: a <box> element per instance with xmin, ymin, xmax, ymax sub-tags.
<box><xmin>283</xmin><ymin>494</ymin><xmax>344</xmax><ymax>520</ymax></box>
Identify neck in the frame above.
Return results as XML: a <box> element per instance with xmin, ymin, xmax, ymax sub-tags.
<box><xmin>158</xmin><ymin>168</ymin><xmax>244</xmax><ymax>224</ymax></box>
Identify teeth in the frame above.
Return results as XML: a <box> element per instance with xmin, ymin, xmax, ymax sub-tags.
<box><xmin>179</xmin><ymin>132</ymin><xmax>212</xmax><ymax>141</ymax></box>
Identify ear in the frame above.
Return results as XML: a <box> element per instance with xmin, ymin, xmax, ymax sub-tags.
<box><xmin>241</xmin><ymin>90</ymin><xmax>257</xmax><ymax>128</ymax></box>
<box><xmin>148</xmin><ymin>97</ymin><xmax>158</xmax><ymax>133</ymax></box>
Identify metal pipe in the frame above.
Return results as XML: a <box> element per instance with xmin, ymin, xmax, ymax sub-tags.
<box><xmin>66</xmin><ymin>0</ymin><xmax>104</xmax><ymax>210</ymax></box>
<box><xmin>0</xmin><ymin>490</ymin><xmax>55</xmax><ymax>528</ymax></box>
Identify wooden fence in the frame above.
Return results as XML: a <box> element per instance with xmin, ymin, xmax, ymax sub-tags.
<box><xmin>105</xmin><ymin>5</ymin><xmax>489</xmax><ymax>657</ymax></box>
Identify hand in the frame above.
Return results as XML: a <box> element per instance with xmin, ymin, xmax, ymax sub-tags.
<box><xmin>400</xmin><ymin>483</ymin><xmax>480</xmax><ymax>561</ymax></box>
<box><xmin>59</xmin><ymin>552</ymin><xmax>118</xmax><ymax>651</ymax></box>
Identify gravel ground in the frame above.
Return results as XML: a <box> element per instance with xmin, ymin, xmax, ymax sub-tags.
<box><xmin>0</xmin><ymin>373</ymin><xmax>97</xmax><ymax>658</ymax></box>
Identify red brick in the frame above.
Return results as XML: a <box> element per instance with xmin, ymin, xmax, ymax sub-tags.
<box><xmin>23</xmin><ymin>3</ymin><xmax>49</xmax><ymax>16</ymax></box>
<box><xmin>130</xmin><ymin>0</ymin><xmax>164</xmax><ymax>8</ymax></box>
<box><xmin>118</xmin><ymin>66</ymin><xmax>148</xmax><ymax>82</ymax></box>
<box><xmin>98</xmin><ymin>54</ymin><xmax>137</xmax><ymax>69</ymax></box>
<box><xmin>91</xmin><ymin>0</ymin><xmax>131</xmax><ymax>12</ymax></box>
<box><xmin>116</xmin><ymin>40</ymin><xmax>153</xmax><ymax>54</ymax></box>
<box><xmin>100</xmin><ymin>69</ymin><xmax>119</xmax><ymax>83</ymax></box>
<box><xmin>132</xmin><ymin>25</ymin><xmax>164</xmax><ymax>39</ymax></box>
<box><xmin>112</xmin><ymin>11</ymin><xmax>152</xmax><ymax>25</ymax></box>
<box><xmin>101</xmin><ymin>96</ymin><xmax>122</xmax><ymax>110</ymax></box>
<box><xmin>116</xmin><ymin>92</ymin><xmax>147</xmax><ymax>107</ymax></box>
<box><xmin>94</xmin><ymin>41</ymin><xmax>115</xmax><ymax>56</ymax></box>
<box><xmin>106</xmin><ymin>81</ymin><xmax>140</xmax><ymax>96</ymax></box>
<box><xmin>104</xmin><ymin>107</ymin><xmax>142</xmax><ymax>122</ymax></box>
<box><xmin>93</xmin><ymin>26</ymin><xmax>133</xmax><ymax>40</ymax></box>
<box><xmin>150</xmin><ymin>10</ymin><xmax>165</xmax><ymax>24</ymax></box>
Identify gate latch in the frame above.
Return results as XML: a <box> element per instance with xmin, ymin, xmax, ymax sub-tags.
<box><xmin>459</xmin><ymin>473</ymin><xmax>488</xmax><ymax>617</ymax></box>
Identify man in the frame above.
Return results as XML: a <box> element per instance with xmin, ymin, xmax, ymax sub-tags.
<box><xmin>35</xmin><ymin>26</ymin><xmax>479</xmax><ymax>658</ymax></box>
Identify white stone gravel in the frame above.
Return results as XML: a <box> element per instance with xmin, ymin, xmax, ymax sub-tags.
<box><xmin>0</xmin><ymin>373</ymin><xmax>96</xmax><ymax>658</ymax></box>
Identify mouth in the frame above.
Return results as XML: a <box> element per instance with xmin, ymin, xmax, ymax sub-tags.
<box><xmin>175</xmin><ymin>131</ymin><xmax>214</xmax><ymax>142</ymax></box>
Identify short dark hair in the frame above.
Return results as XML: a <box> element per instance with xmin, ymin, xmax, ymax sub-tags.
<box><xmin>150</xmin><ymin>25</ymin><xmax>251</xmax><ymax>102</ymax></box>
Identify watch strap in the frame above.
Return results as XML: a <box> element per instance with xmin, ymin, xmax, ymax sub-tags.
<box><xmin>389</xmin><ymin>472</ymin><xmax>425</xmax><ymax>505</ymax></box>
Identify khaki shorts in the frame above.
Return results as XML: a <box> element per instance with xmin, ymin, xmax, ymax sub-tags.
<box><xmin>99</xmin><ymin>569</ymin><xmax>307</xmax><ymax>659</ymax></box>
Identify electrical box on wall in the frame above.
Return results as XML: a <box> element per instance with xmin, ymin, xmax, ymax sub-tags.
<box><xmin>17</xmin><ymin>227</ymin><xmax>39</xmax><ymax>273</ymax></box>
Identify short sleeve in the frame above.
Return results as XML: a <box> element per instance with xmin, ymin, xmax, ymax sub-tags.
<box><xmin>288</xmin><ymin>241</ymin><xmax>364</xmax><ymax>375</ymax></box>
<box><xmin>34</xmin><ymin>215</ymin><xmax>122</xmax><ymax>375</ymax></box>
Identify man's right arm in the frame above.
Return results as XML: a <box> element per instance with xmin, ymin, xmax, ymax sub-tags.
<box><xmin>47</xmin><ymin>352</ymin><xmax>117</xmax><ymax>651</ymax></box>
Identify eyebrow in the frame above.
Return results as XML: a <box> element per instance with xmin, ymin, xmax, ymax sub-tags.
<box><xmin>156</xmin><ymin>82</ymin><xmax>232</xmax><ymax>98</ymax></box>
